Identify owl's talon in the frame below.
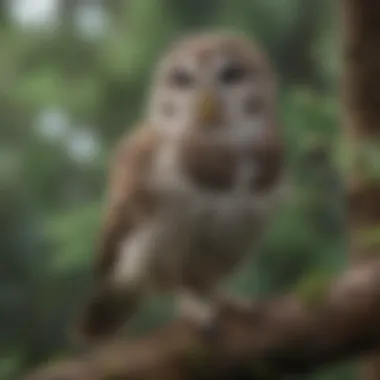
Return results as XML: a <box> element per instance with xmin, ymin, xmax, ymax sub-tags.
<box><xmin>199</xmin><ymin>314</ymin><xmax>221</xmax><ymax>342</ymax></box>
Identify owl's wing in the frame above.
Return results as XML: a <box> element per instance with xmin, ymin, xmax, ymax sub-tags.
<box><xmin>94</xmin><ymin>124</ymin><xmax>161</xmax><ymax>281</ymax></box>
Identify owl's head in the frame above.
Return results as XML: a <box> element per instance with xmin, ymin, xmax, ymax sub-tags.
<box><xmin>147</xmin><ymin>31</ymin><xmax>279</xmax><ymax>143</ymax></box>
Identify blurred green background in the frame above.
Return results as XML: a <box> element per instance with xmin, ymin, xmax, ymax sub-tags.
<box><xmin>0</xmin><ymin>0</ymin><xmax>350</xmax><ymax>379</ymax></box>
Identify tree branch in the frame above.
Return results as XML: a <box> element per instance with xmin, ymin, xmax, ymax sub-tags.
<box><xmin>25</xmin><ymin>259</ymin><xmax>380</xmax><ymax>380</ymax></box>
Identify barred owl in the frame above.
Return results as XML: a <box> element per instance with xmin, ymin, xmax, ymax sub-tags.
<box><xmin>73</xmin><ymin>31</ymin><xmax>287</xmax><ymax>344</ymax></box>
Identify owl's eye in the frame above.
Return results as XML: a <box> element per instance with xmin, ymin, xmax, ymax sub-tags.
<box><xmin>168</xmin><ymin>68</ymin><xmax>194</xmax><ymax>88</ymax></box>
<box><xmin>219</xmin><ymin>63</ymin><xmax>247</xmax><ymax>85</ymax></box>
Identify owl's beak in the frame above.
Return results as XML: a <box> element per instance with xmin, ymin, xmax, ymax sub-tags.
<box><xmin>197</xmin><ymin>90</ymin><xmax>221</xmax><ymax>126</ymax></box>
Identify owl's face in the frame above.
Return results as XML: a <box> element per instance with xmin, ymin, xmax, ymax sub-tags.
<box><xmin>147</xmin><ymin>32</ymin><xmax>278</xmax><ymax>143</ymax></box>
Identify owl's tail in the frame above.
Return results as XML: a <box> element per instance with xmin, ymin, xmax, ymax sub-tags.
<box><xmin>71</xmin><ymin>285</ymin><xmax>140</xmax><ymax>346</ymax></box>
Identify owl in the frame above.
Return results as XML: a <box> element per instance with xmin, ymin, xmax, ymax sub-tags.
<box><xmin>73</xmin><ymin>31</ymin><xmax>288</xmax><ymax>344</ymax></box>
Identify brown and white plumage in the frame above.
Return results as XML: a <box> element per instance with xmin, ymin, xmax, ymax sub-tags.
<box><xmin>73</xmin><ymin>31</ymin><xmax>288</xmax><ymax>344</ymax></box>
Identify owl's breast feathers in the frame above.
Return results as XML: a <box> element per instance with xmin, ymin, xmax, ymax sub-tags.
<box><xmin>179</xmin><ymin>135</ymin><xmax>285</xmax><ymax>193</ymax></box>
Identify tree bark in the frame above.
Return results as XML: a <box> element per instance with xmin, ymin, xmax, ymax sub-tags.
<box><xmin>341</xmin><ymin>0</ymin><xmax>380</xmax><ymax>378</ymax></box>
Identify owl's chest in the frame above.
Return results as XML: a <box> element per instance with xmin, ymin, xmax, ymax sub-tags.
<box><xmin>152</xmin><ymin>135</ymin><xmax>281</xmax><ymax>196</ymax></box>
<box><xmin>147</xmin><ymin>141</ymin><xmax>264</xmax><ymax>287</ymax></box>
<box><xmin>150</xmin><ymin>139</ymin><xmax>264</xmax><ymax>234</ymax></box>
<box><xmin>152</xmin><ymin>140</ymin><xmax>253</xmax><ymax>202</ymax></box>
<box><xmin>146</xmin><ymin>139</ymin><xmax>282</xmax><ymax>287</ymax></box>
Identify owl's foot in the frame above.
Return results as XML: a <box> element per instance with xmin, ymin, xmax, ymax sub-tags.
<box><xmin>198</xmin><ymin>312</ymin><xmax>221</xmax><ymax>342</ymax></box>
<box><xmin>178</xmin><ymin>290</ymin><xmax>222</xmax><ymax>341</ymax></box>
